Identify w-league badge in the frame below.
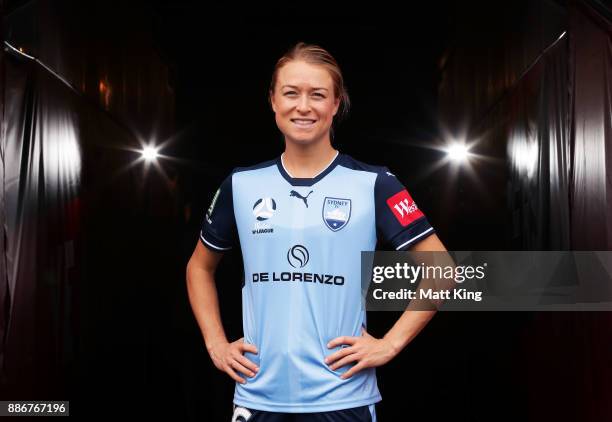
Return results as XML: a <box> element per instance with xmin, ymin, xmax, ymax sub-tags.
<box><xmin>322</xmin><ymin>197</ymin><xmax>351</xmax><ymax>231</ymax></box>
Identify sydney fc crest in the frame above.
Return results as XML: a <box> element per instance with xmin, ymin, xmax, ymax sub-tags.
<box><xmin>322</xmin><ymin>197</ymin><xmax>351</xmax><ymax>232</ymax></box>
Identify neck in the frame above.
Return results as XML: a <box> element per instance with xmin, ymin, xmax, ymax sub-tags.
<box><xmin>281</xmin><ymin>139</ymin><xmax>338</xmax><ymax>178</ymax></box>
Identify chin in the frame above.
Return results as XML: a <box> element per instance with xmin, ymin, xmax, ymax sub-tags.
<box><xmin>284</xmin><ymin>129</ymin><xmax>328</xmax><ymax>145</ymax></box>
<box><xmin>287</xmin><ymin>135</ymin><xmax>318</xmax><ymax>145</ymax></box>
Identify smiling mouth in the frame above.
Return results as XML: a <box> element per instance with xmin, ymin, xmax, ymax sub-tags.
<box><xmin>291</xmin><ymin>119</ymin><xmax>316</xmax><ymax>127</ymax></box>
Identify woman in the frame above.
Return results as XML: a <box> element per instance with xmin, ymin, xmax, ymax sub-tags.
<box><xmin>186</xmin><ymin>42</ymin><xmax>447</xmax><ymax>422</ymax></box>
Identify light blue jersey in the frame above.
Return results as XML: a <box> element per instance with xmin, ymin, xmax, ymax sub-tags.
<box><xmin>200</xmin><ymin>151</ymin><xmax>435</xmax><ymax>412</ymax></box>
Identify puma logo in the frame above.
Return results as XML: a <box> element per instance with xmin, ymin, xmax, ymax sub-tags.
<box><xmin>290</xmin><ymin>190</ymin><xmax>313</xmax><ymax>207</ymax></box>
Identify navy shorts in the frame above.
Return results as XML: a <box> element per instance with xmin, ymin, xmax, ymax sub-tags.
<box><xmin>231</xmin><ymin>403</ymin><xmax>377</xmax><ymax>422</ymax></box>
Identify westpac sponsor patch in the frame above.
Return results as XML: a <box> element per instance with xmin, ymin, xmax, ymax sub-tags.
<box><xmin>386</xmin><ymin>190</ymin><xmax>423</xmax><ymax>226</ymax></box>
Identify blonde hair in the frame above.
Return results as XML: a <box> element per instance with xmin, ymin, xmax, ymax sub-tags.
<box><xmin>269</xmin><ymin>42</ymin><xmax>351</xmax><ymax>124</ymax></box>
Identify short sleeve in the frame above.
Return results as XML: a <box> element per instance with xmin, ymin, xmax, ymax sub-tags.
<box><xmin>375</xmin><ymin>167</ymin><xmax>435</xmax><ymax>250</ymax></box>
<box><xmin>199</xmin><ymin>172</ymin><xmax>238</xmax><ymax>252</ymax></box>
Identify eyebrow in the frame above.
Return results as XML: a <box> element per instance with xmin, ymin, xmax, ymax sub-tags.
<box><xmin>281</xmin><ymin>85</ymin><xmax>329</xmax><ymax>92</ymax></box>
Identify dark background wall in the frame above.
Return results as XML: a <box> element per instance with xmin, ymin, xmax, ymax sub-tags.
<box><xmin>1</xmin><ymin>0</ymin><xmax>611</xmax><ymax>421</ymax></box>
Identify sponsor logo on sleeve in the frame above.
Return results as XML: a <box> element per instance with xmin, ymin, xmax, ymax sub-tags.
<box><xmin>205</xmin><ymin>187</ymin><xmax>221</xmax><ymax>224</ymax></box>
<box><xmin>386</xmin><ymin>190</ymin><xmax>424</xmax><ymax>226</ymax></box>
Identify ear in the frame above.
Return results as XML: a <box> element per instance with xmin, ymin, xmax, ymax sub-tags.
<box><xmin>269</xmin><ymin>91</ymin><xmax>277</xmax><ymax>113</ymax></box>
<box><xmin>332</xmin><ymin>96</ymin><xmax>340</xmax><ymax>116</ymax></box>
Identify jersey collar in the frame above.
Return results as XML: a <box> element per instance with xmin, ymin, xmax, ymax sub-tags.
<box><xmin>276</xmin><ymin>150</ymin><xmax>342</xmax><ymax>187</ymax></box>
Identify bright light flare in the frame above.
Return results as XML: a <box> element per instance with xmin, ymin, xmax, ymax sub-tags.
<box><xmin>446</xmin><ymin>142</ymin><xmax>471</xmax><ymax>162</ymax></box>
<box><xmin>141</xmin><ymin>146</ymin><xmax>159</xmax><ymax>162</ymax></box>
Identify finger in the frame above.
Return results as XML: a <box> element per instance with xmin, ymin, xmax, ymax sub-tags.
<box><xmin>235</xmin><ymin>354</ymin><xmax>259</xmax><ymax>373</ymax></box>
<box><xmin>327</xmin><ymin>336</ymin><xmax>357</xmax><ymax>348</ymax></box>
<box><xmin>230</xmin><ymin>359</ymin><xmax>256</xmax><ymax>378</ymax></box>
<box><xmin>225</xmin><ymin>365</ymin><xmax>246</xmax><ymax>384</ymax></box>
<box><xmin>340</xmin><ymin>361</ymin><xmax>366</xmax><ymax>380</ymax></box>
<box><xmin>329</xmin><ymin>353</ymin><xmax>360</xmax><ymax>371</ymax></box>
<box><xmin>240</xmin><ymin>342</ymin><xmax>259</xmax><ymax>354</ymax></box>
<box><xmin>325</xmin><ymin>346</ymin><xmax>354</xmax><ymax>365</ymax></box>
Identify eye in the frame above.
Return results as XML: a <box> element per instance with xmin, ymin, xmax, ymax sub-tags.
<box><xmin>284</xmin><ymin>91</ymin><xmax>297</xmax><ymax>96</ymax></box>
<box><xmin>313</xmin><ymin>93</ymin><xmax>325</xmax><ymax>98</ymax></box>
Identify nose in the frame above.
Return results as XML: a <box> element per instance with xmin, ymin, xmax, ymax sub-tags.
<box><xmin>296</xmin><ymin>94</ymin><xmax>311</xmax><ymax>113</ymax></box>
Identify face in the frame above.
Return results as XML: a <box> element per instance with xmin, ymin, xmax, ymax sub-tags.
<box><xmin>270</xmin><ymin>60</ymin><xmax>340</xmax><ymax>146</ymax></box>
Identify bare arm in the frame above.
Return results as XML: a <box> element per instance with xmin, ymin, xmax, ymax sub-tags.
<box><xmin>382</xmin><ymin>233</ymin><xmax>448</xmax><ymax>354</ymax></box>
<box><xmin>186</xmin><ymin>240</ymin><xmax>258</xmax><ymax>383</ymax></box>
<box><xmin>326</xmin><ymin>233</ymin><xmax>449</xmax><ymax>379</ymax></box>
<box><xmin>186</xmin><ymin>240</ymin><xmax>227</xmax><ymax>350</ymax></box>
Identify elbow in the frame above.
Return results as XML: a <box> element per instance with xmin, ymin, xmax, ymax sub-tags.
<box><xmin>186</xmin><ymin>259</ymin><xmax>214</xmax><ymax>286</ymax></box>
